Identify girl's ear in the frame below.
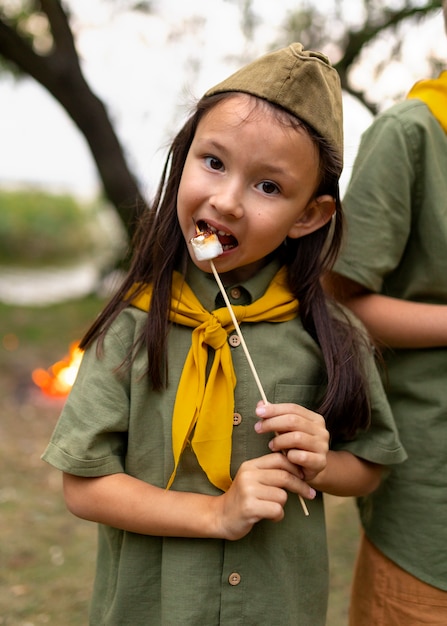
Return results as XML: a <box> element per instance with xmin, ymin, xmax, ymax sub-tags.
<box><xmin>287</xmin><ymin>194</ymin><xmax>336</xmax><ymax>239</ymax></box>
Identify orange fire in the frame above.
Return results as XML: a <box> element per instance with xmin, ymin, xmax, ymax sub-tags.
<box><xmin>32</xmin><ymin>341</ymin><xmax>83</xmax><ymax>398</ymax></box>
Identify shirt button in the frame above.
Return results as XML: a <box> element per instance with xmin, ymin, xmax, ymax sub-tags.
<box><xmin>230</xmin><ymin>287</ymin><xmax>241</xmax><ymax>300</ymax></box>
<box><xmin>228</xmin><ymin>572</ymin><xmax>241</xmax><ymax>586</ymax></box>
<box><xmin>233</xmin><ymin>412</ymin><xmax>242</xmax><ymax>426</ymax></box>
<box><xmin>228</xmin><ymin>334</ymin><xmax>241</xmax><ymax>347</ymax></box>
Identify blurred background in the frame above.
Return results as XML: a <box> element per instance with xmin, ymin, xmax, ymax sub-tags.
<box><xmin>0</xmin><ymin>1</ymin><xmax>445</xmax><ymax>624</ymax></box>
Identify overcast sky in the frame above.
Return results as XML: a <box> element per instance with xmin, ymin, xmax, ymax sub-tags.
<box><xmin>1</xmin><ymin>0</ymin><xmax>445</xmax><ymax>200</ymax></box>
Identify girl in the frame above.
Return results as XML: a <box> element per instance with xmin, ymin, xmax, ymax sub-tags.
<box><xmin>42</xmin><ymin>43</ymin><xmax>405</xmax><ymax>625</ymax></box>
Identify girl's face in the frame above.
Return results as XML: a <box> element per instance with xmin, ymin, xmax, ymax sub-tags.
<box><xmin>177</xmin><ymin>94</ymin><xmax>335</xmax><ymax>284</ymax></box>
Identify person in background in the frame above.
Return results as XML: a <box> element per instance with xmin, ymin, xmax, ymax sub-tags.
<box><xmin>42</xmin><ymin>43</ymin><xmax>405</xmax><ymax>625</ymax></box>
<box><xmin>323</xmin><ymin>2</ymin><xmax>447</xmax><ymax>624</ymax></box>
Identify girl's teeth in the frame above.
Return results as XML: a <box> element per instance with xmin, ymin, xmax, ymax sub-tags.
<box><xmin>204</xmin><ymin>223</ymin><xmax>231</xmax><ymax>237</ymax></box>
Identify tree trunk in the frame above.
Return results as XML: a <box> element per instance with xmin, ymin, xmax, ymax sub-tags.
<box><xmin>0</xmin><ymin>1</ymin><xmax>147</xmax><ymax>239</ymax></box>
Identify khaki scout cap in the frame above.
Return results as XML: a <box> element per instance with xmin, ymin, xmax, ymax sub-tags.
<box><xmin>205</xmin><ymin>42</ymin><xmax>343</xmax><ymax>166</ymax></box>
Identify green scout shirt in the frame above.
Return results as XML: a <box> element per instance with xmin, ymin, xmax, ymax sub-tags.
<box><xmin>334</xmin><ymin>99</ymin><xmax>447</xmax><ymax>590</ymax></box>
<box><xmin>42</xmin><ymin>259</ymin><xmax>405</xmax><ymax>625</ymax></box>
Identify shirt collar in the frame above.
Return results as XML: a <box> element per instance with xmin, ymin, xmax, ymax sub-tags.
<box><xmin>185</xmin><ymin>258</ymin><xmax>283</xmax><ymax>311</ymax></box>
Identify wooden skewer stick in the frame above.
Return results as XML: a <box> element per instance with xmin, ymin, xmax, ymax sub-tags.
<box><xmin>210</xmin><ymin>260</ymin><xmax>309</xmax><ymax>516</ymax></box>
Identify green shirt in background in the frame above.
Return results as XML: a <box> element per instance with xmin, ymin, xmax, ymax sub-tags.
<box><xmin>43</xmin><ymin>260</ymin><xmax>405</xmax><ymax>625</ymax></box>
<box><xmin>334</xmin><ymin>99</ymin><xmax>447</xmax><ymax>590</ymax></box>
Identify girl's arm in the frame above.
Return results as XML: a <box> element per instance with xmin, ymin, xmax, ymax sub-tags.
<box><xmin>255</xmin><ymin>401</ymin><xmax>382</xmax><ymax>497</ymax></box>
<box><xmin>323</xmin><ymin>272</ymin><xmax>447</xmax><ymax>348</ymax></box>
<box><xmin>307</xmin><ymin>451</ymin><xmax>382</xmax><ymax>496</ymax></box>
<box><xmin>62</xmin><ymin>451</ymin><xmax>316</xmax><ymax>542</ymax></box>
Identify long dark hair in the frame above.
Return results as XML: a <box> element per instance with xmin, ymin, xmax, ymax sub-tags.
<box><xmin>80</xmin><ymin>93</ymin><xmax>371</xmax><ymax>441</ymax></box>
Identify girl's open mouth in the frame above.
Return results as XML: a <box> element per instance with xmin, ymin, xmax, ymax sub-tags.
<box><xmin>196</xmin><ymin>220</ymin><xmax>238</xmax><ymax>251</ymax></box>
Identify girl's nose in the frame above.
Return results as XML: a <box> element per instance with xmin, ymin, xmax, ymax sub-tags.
<box><xmin>209</xmin><ymin>182</ymin><xmax>244</xmax><ymax>219</ymax></box>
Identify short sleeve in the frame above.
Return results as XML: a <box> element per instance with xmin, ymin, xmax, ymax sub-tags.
<box><xmin>41</xmin><ymin>317</ymin><xmax>135</xmax><ymax>477</ymax></box>
<box><xmin>332</xmin><ymin>316</ymin><xmax>407</xmax><ymax>465</ymax></box>
<box><xmin>335</xmin><ymin>108</ymin><xmax>417</xmax><ymax>292</ymax></box>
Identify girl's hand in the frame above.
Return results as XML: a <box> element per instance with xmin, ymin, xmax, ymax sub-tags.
<box><xmin>215</xmin><ymin>452</ymin><xmax>316</xmax><ymax>541</ymax></box>
<box><xmin>254</xmin><ymin>401</ymin><xmax>329</xmax><ymax>483</ymax></box>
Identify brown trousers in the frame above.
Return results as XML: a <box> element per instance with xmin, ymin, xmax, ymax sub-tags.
<box><xmin>349</xmin><ymin>533</ymin><xmax>447</xmax><ymax>626</ymax></box>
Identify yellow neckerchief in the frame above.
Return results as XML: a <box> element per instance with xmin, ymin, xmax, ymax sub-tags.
<box><xmin>407</xmin><ymin>70</ymin><xmax>447</xmax><ymax>134</ymax></box>
<box><xmin>131</xmin><ymin>266</ymin><xmax>298</xmax><ymax>492</ymax></box>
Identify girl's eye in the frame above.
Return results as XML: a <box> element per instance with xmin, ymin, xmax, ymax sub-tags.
<box><xmin>204</xmin><ymin>156</ymin><xmax>223</xmax><ymax>171</ymax></box>
<box><xmin>257</xmin><ymin>181</ymin><xmax>280</xmax><ymax>195</ymax></box>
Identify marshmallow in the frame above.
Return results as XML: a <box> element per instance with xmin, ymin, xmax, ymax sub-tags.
<box><xmin>190</xmin><ymin>231</ymin><xmax>223</xmax><ymax>261</ymax></box>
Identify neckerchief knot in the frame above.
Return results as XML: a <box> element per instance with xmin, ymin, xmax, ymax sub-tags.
<box><xmin>200</xmin><ymin>314</ymin><xmax>231</xmax><ymax>350</ymax></box>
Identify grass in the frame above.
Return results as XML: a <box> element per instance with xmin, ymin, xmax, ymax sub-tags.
<box><xmin>0</xmin><ymin>296</ymin><xmax>360</xmax><ymax>625</ymax></box>
<box><xmin>0</xmin><ymin>297</ymin><xmax>103</xmax><ymax>625</ymax></box>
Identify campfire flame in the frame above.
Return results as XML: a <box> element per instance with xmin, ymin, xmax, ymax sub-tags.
<box><xmin>32</xmin><ymin>341</ymin><xmax>83</xmax><ymax>398</ymax></box>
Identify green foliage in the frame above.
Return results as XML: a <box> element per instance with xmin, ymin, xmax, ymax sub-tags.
<box><xmin>0</xmin><ymin>188</ymin><xmax>126</xmax><ymax>266</ymax></box>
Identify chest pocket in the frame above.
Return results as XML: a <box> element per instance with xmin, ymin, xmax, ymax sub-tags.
<box><xmin>273</xmin><ymin>383</ymin><xmax>325</xmax><ymax>411</ymax></box>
